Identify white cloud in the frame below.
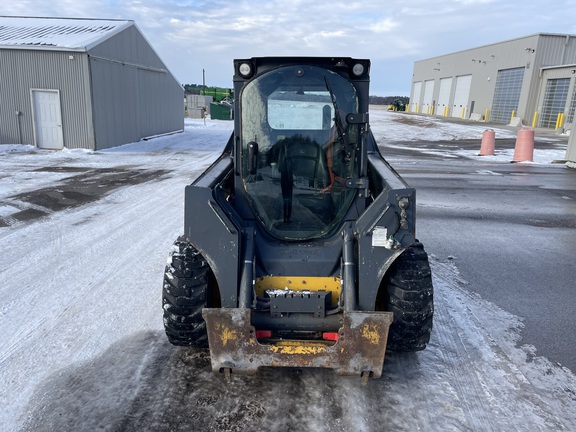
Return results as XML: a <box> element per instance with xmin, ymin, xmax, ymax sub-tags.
<box><xmin>1</xmin><ymin>0</ymin><xmax>574</xmax><ymax>95</ymax></box>
<box><xmin>365</xmin><ymin>18</ymin><xmax>399</xmax><ymax>33</ymax></box>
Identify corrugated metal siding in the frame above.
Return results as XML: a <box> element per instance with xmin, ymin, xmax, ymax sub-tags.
<box><xmin>89</xmin><ymin>58</ymin><xmax>140</xmax><ymax>148</ymax></box>
<box><xmin>89</xmin><ymin>25</ymin><xmax>165</xmax><ymax>69</ymax></box>
<box><xmin>562</xmin><ymin>37</ymin><xmax>576</xmax><ymax>64</ymax></box>
<box><xmin>537</xmin><ymin>35</ymin><xmax>576</xmax><ymax>67</ymax></box>
<box><xmin>0</xmin><ymin>49</ymin><xmax>94</xmax><ymax>148</ymax></box>
<box><xmin>136</xmin><ymin>67</ymin><xmax>183</xmax><ymax>137</ymax></box>
<box><xmin>88</xmin><ymin>25</ymin><xmax>183</xmax><ymax>150</ymax></box>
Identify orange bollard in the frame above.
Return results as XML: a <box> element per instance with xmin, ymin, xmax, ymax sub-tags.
<box><xmin>479</xmin><ymin>129</ymin><xmax>495</xmax><ymax>155</ymax></box>
<box><xmin>512</xmin><ymin>127</ymin><xmax>535</xmax><ymax>162</ymax></box>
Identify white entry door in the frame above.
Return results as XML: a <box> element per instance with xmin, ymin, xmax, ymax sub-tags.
<box><xmin>31</xmin><ymin>89</ymin><xmax>64</xmax><ymax>149</ymax></box>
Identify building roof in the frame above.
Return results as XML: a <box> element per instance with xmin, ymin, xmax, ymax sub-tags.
<box><xmin>417</xmin><ymin>32</ymin><xmax>576</xmax><ymax>63</ymax></box>
<box><xmin>0</xmin><ymin>16</ymin><xmax>133</xmax><ymax>51</ymax></box>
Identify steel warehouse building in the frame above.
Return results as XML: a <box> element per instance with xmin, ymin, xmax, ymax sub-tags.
<box><xmin>0</xmin><ymin>16</ymin><xmax>183</xmax><ymax>150</ymax></box>
<box><xmin>410</xmin><ymin>33</ymin><xmax>576</xmax><ymax>128</ymax></box>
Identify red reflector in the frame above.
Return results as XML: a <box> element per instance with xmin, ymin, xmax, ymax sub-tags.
<box><xmin>322</xmin><ymin>332</ymin><xmax>339</xmax><ymax>341</ymax></box>
<box><xmin>256</xmin><ymin>330</ymin><xmax>272</xmax><ymax>339</ymax></box>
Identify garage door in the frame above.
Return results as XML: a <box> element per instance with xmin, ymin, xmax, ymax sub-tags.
<box><xmin>489</xmin><ymin>67</ymin><xmax>525</xmax><ymax>124</ymax></box>
<box><xmin>422</xmin><ymin>80</ymin><xmax>435</xmax><ymax>114</ymax></box>
<box><xmin>539</xmin><ymin>78</ymin><xmax>570</xmax><ymax>128</ymax></box>
<box><xmin>452</xmin><ymin>75</ymin><xmax>472</xmax><ymax>118</ymax></box>
<box><xmin>411</xmin><ymin>81</ymin><xmax>422</xmax><ymax>113</ymax></box>
<box><xmin>437</xmin><ymin>78</ymin><xmax>452</xmax><ymax>116</ymax></box>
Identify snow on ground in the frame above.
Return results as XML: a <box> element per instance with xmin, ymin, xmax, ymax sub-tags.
<box><xmin>1</xmin><ymin>114</ymin><xmax>575</xmax><ymax>431</ymax></box>
<box><xmin>370</xmin><ymin>108</ymin><xmax>518</xmax><ymax>142</ymax></box>
<box><xmin>370</xmin><ymin>108</ymin><xmax>568</xmax><ymax>164</ymax></box>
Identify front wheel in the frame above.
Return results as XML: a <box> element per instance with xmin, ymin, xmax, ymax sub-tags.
<box><xmin>384</xmin><ymin>241</ymin><xmax>434</xmax><ymax>352</ymax></box>
<box><xmin>162</xmin><ymin>236</ymin><xmax>211</xmax><ymax>347</ymax></box>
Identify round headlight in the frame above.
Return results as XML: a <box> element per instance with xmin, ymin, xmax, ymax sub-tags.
<box><xmin>239</xmin><ymin>62</ymin><xmax>252</xmax><ymax>77</ymax></box>
<box><xmin>352</xmin><ymin>63</ymin><xmax>365</xmax><ymax>76</ymax></box>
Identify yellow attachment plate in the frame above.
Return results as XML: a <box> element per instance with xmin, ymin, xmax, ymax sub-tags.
<box><xmin>255</xmin><ymin>276</ymin><xmax>341</xmax><ymax>306</ymax></box>
<box><xmin>202</xmin><ymin>308</ymin><xmax>394</xmax><ymax>379</ymax></box>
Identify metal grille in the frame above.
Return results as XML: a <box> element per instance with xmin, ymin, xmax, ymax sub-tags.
<box><xmin>489</xmin><ymin>67</ymin><xmax>525</xmax><ymax>124</ymax></box>
<box><xmin>539</xmin><ymin>78</ymin><xmax>570</xmax><ymax>128</ymax></box>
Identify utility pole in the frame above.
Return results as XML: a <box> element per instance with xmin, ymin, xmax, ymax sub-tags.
<box><xmin>203</xmin><ymin>68</ymin><xmax>206</xmax><ymax>125</ymax></box>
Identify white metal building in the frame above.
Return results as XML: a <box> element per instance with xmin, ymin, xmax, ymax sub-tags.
<box><xmin>0</xmin><ymin>16</ymin><xmax>183</xmax><ymax>150</ymax></box>
<box><xmin>410</xmin><ymin>33</ymin><xmax>576</xmax><ymax>165</ymax></box>
<box><xmin>185</xmin><ymin>95</ymin><xmax>213</xmax><ymax>119</ymax></box>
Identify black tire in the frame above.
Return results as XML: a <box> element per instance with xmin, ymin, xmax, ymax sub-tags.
<box><xmin>384</xmin><ymin>241</ymin><xmax>434</xmax><ymax>352</ymax></box>
<box><xmin>162</xmin><ymin>236</ymin><xmax>211</xmax><ymax>347</ymax></box>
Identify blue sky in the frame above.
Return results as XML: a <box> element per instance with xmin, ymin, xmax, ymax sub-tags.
<box><xmin>2</xmin><ymin>0</ymin><xmax>575</xmax><ymax>96</ymax></box>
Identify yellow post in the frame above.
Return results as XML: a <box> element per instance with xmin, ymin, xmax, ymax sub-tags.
<box><xmin>461</xmin><ymin>107</ymin><xmax>465</xmax><ymax>119</ymax></box>
<box><xmin>555</xmin><ymin>113</ymin><xmax>561</xmax><ymax>130</ymax></box>
<box><xmin>532</xmin><ymin>112</ymin><xmax>538</xmax><ymax>128</ymax></box>
<box><xmin>560</xmin><ymin>113</ymin><xmax>565</xmax><ymax>128</ymax></box>
<box><xmin>484</xmin><ymin>108</ymin><xmax>489</xmax><ymax>122</ymax></box>
<box><xmin>431</xmin><ymin>105</ymin><xmax>435</xmax><ymax>115</ymax></box>
<box><xmin>510</xmin><ymin>110</ymin><xmax>515</xmax><ymax>123</ymax></box>
<box><xmin>416</xmin><ymin>104</ymin><xmax>420</xmax><ymax>113</ymax></box>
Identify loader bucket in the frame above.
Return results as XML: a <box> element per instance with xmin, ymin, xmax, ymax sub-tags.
<box><xmin>202</xmin><ymin>308</ymin><xmax>393</xmax><ymax>382</ymax></box>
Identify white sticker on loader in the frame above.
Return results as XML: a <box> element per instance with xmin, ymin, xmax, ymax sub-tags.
<box><xmin>372</xmin><ymin>227</ymin><xmax>388</xmax><ymax>247</ymax></box>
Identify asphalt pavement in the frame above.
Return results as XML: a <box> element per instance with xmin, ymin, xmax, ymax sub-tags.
<box><xmin>381</xmin><ymin>128</ymin><xmax>576</xmax><ymax>372</ymax></box>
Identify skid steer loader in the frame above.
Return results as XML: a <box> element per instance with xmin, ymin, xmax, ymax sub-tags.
<box><xmin>162</xmin><ymin>57</ymin><xmax>433</xmax><ymax>383</ymax></box>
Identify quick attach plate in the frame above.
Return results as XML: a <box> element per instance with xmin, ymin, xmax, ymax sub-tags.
<box><xmin>202</xmin><ymin>308</ymin><xmax>394</xmax><ymax>381</ymax></box>
<box><xmin>266</xmin><ymin>289</ymin><xmax>331</xmax><ymax>318</ymax></box>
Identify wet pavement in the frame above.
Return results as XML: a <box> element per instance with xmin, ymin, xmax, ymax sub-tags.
<box><xmin>0</xmin><ymin>166</ymin><xmax>169</xmax><ymax>227</ymax></box>
<box><xmin>381</xmin><ymin>134</ymin><xmax>576</xmax><ymax>372</ymax></box>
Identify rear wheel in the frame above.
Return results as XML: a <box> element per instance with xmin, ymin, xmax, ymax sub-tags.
<box><xmin>162</xmin><ymin>236</ymin><xmax>212</xmax><ymax>347</ymax></box>
<box><xmin>383</xmin><ymin>241</ymin><xmax>434</xmax><ymax>352</ymax></box>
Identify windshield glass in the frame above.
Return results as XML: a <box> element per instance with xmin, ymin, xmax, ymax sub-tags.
<box><xmin>241</xmin><ymin>65</ymin><xmax>359</xmax><ymax>240</ymax></box>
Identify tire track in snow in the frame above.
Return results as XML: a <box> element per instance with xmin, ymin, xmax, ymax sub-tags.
<box><xmin>0</xmin><ymin>216</ymin><xmax>66</xmax><ymax>367</ymax></box>
<box><xmin>430</xmin><ymin>258</ymin><xmax>571</xmax><ymax>430</ymax></box>
<box><xmin>430</xmin><ymin>259</ymin><xmax>499</xmax><ymax>431</ymax></box>
<box><xmin>1</xmin><ymin>184</ymin><xmax>180</xmax><ymax>428</ymax></box>
<box><xmin>0</xmin><ymin>152</ymin><xmax>216</xmax><ymax>429</ymax></box>
<box><xmin>0</xmin><ymin>171</ymin><xmax>172</xmax><ymax>366</ymax></box>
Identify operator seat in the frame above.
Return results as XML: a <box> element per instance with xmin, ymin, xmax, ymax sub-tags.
<box><xmin>277</xmin><ymin>135</ymin><xmax>334</xmax><ymax>224</ymax></box>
